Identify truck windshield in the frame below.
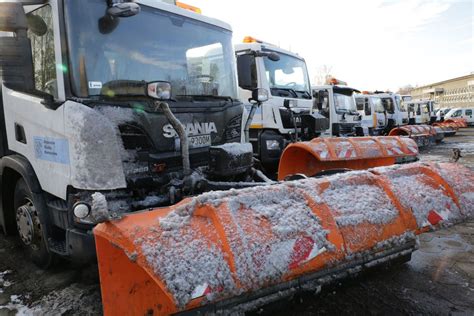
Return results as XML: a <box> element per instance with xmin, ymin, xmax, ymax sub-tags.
<box><xmin>263</xmin><ymin>51</ymin><xmax>310</xmax><ymax>98</ymax></box>
<box><xmin>372</xmin><ymin>97</ymin><xmax>385</xmax><ymax>113</ymax></box>
<box><xmin>394</xmin><ymin>95</ymin><xmax>406</xmax><ymax>112</ymax></box>
<box><xmin>381</xmin><ymin>97</ymin><xmax>395</xmax><ymax>114</ymax></box>
<box><xmin>64</xmin><ymin>1</ymin><xmax>238</xmax><ymax>99</ymax></box>
<box><xmin>334</xmin><ymin>93</ymin><xmax>357</xmax><ymax>113</ymax></box>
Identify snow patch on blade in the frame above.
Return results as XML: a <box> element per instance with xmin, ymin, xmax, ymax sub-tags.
<box><xmin>139</xmin><ymin>217</ymin><xmax>235</xmax><ymax>309</ymax></box>
<box><xmin>140</xmin><ymin>182</ymin><xmax>333</xmax><ymax>308</ymax></box>
<box><xmin>388</xmin><ymin>174</ymin><xmax>462</xmax><ymax>228</ymax></box>
<box><xmin>321</xmin><ymin>183</ymin><xmax>399</xmax><ymax>227</ymax></box>
<box><xmin>223</xmin><ymin>186</ymin><xmax>331</xmax><ymax>289</ymax></box>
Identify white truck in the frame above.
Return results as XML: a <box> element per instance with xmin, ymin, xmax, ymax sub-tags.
<box><xmin>235</xmin><ymin>38</ymin><xmax>328</xmax><ymax>174</ymax></box>
<box><xmin>406</xmin><ymin>100</ymin><xmax>431</xmax><ymax>125</ymax></box>
<box><xmin>355</xmin><ymin>94</ymin><xmax>387</xmax><ymax>135</ymax></box>
<box><xmin>372</xmin><ymin>92</ymin><xmax>409</xmax><ymax>127</ymax></box>
<box><xmin>435</xmin><ymin>108</ymin><xmax>451</xmax><ymax>121</ymax></box>
<box><xmin>0</xmin><ymin>0</ymin><xmax>264</xmax><ymax>267</ymax></box>
<box><xmin>311</xmin><ymin>80</ymin><xmax>362</xmax><ymax>137</ymax></box>
<box><xmin>406</xmin><ymin>100</ymin><xmax>437</xmax><ymax>125</ymax></box>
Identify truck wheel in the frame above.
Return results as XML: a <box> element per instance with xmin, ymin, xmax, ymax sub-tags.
<box><xmin>14</xmin><ymin>178</ymin><xmax>54</xmax><ymax>268</ymax></box>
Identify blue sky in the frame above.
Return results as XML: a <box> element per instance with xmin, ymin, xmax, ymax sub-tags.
<box><xmin>185</xmin><ymin>0</ymin><xmax>473</xmax><ymax>91</ymax></box>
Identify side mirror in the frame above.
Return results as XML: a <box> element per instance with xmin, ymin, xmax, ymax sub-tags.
<box><xmin>147</xmin><ymin>81</ymin><xmax>171</xmax><ymax>100</ymax></box>
<box><xmin>107</xmin><ymin>1</ymin><xmax>141</xmax><ymax>17</ymax></box>
<box><xmin>41</xmin><ymin>93</ymin><xmax>59</xmax><ymax>110</ymax></box>
<box><xmin>236</xmin><ymin>54</ymin><xmax>257</xmax><ymax>91</ymax></box>
<box><xmin>251</xmin><ymin>88</ymin><xmax>268</xmax><ymax>103</ymax></box>
<box><xmin>26</xmin><ymin>14</ymin><xmax>47</xmax><ymax>36</ymax></box>
<box><xmin>283</xmin><ymin>99</ymin><xmax>297</xmax><ymax>109</ymax></box>
<box><xmin>99</xmin><ymin>1</ymin><xmax>140</xmax><ymax>34</ymax></box>
<box><xmin>266</xmin><ymin>52</ymin><xmax>280</xmax><ymax>62</ymax></box>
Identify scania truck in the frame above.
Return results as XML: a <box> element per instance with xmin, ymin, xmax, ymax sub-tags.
<box><xmin>0</xmin><ymin>0</ymin><xmax>261</xmax><ymax>267</ymax></box>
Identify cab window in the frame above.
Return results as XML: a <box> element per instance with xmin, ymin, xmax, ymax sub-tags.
<box><xmin>452</xmin><ymin>110</ymin><xmax>462</xmax><ymax>117</ymax></box>
<box><xmin>27</xmin><ymin>5</ymin><xmax>58</xmax><ymax>98</ymax></box>
<box><xmin>381</xmin><ymin>98</ymin><xmax>395</xmax><ymax>114</ymax></box>
<box><xmin>356</xmin><ymin>98</ymin><xmax>370</xmax><ymax>115</ymax></box>
<box><xmin>373</xmin><ymin>98</ymin><xmax>385</xmax><ymax>113</ymax></box>
<box><xmin>466</xmin><ymin>109</ymin><xmax>472</xmax><ymax>116</ymax></box>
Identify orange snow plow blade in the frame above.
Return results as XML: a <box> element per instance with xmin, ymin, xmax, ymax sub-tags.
<box><xmin>277</xmin><ymin>136</ymin><xmax>418</xmax><ymax>181</ymax></box>
<box><xmin>94</xmin><ymin>162</ymin><xmax>473</xmax><ymax>315</ymax></box>
<box><xmin>432</xmin><ymin>123</ymin><xmax>457</xmax><ymax>137</ymax></box>
<box><xmin>444</xmin><ymin>118</ymin><xmax>467</xmax><ymax>128</ymax></box>
<box><xmin>388</xmin><ymin>124</ymin><xmax>439</xmax><ymax>147</ymax></box>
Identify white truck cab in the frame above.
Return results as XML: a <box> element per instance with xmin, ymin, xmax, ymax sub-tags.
<box><xmin>0</xmin><ymin>0</ymin><xmax>252</xmax><ymax>266</ymax></box>
<box><xmin>355</xmin><ymin>94</ymin><xmax>387</xmax><ymax>135</ymax></box>
<box><xmin>406</xmin><ymin>100</ymin><xmax>430</xmax><ymax>125</ymax></box>
<box><xmin>312</xmin><ymin>82</ymin><xmax>362</xmax><ymax>137</ymax></box>
<box><xmin>235</xmin><ymin>37</ymin><xmax>325</xmax><ymax>174</ymax></box>
<box><xmin>436</xmin><ymin>107</ymin><xmax>451</xmax><ymax>122</ymax></box>
<box><xmin>373</xmin><ymin>92</ymin><xmax>408</xmax><ymax>127</ymax></box>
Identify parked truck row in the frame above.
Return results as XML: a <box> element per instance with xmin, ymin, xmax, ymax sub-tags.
<box><xmin>0</xmin><ymin>1</ymin><xmax>472</xmax><ymax>315</ymax></box>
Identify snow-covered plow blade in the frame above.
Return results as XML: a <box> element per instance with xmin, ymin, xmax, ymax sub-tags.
<box><xmin>94</xmin><ymin>162</ymin><xmax>473</xmax><ymax>315</ymax></box>
<box><xmin>388</xmin><ymin>125</ymin><xmax>441</xmax><ymax>147</ymax></box>
<box><xmin>444</xmin><ymin>118</ymin><xmax>468</xmax><ymax>128</ymax></box>
<box><xmin>278</xmin><ymin>136</ymin><xmax>418</xmax><ymax>181</ymax></box>
<box><xmin>432</xmin><ymin>123</ymin><xmax>457</xmax><ymax>137</ymax></box>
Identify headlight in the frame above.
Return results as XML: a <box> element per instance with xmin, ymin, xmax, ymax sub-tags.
<box><xmin>266</xmin><ymin>139</ymin><xmax>281</xmax><ymax>151</ymax></box>
<box><xmin>353</xmin><ymin>115</ymin><xmax>361</xmax><ymax>121</ymax></box>
<box><xmin>73</xmin><ymin>202</ymin><xmax>91</xmax><ymax>219</ymax></box>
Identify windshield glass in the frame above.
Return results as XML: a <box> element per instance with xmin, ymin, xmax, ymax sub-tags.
<box><xmin>394</xmin><ymin>95</ymin><xmax>406</xmax><ymax>111</ymax></box>
<box><xmin>372</xmin><ymin>97</ymin><xmax>385</xmax><ymax>113</ymax></box>
<box><xmin>381</xmin><ymin>97</ymin><xmax>395</xmax><ymax>114</ymax></box>
<box><xmin>422</xmin><ymin>104</ymin><xmax>429</xmax><ymax>114</ymax></box>
<box><xmin>64</xmin><ymin>0</ymin><xmax>238</xmax><ymax>99</ymax></box>
<box><xmin>334</xmin><ymin>93</ymin><xmax>357</xmax><ymax>113</ymax></box>
<box><xmin>263</xmin><ymin>51</ymin><xmax>310</xmax><ymax>97</ymax></box>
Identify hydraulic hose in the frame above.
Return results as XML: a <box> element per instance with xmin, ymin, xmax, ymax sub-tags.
<box><xmin>157</xmin><ymin>101</ymin><xmax>191</xmax><ymax>175</ymax></box>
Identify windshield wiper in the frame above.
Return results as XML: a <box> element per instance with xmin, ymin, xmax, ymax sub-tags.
<box><xmin>176</xmin><ymin>95</ymin><xmax>233</xmax><ymax>102</ymax></box>
<box><xmin>296</xmin><ymin>90</ymin><xmax>311</xmax><ymax>99</ymax></box>
<box><xmin>272</xmin><ymin>88</ymin><xmax>298</xmax><ymax>98</ymax></box>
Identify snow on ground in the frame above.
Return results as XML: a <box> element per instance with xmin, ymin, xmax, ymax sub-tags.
<box><xmin>0</xmin><ymin>271</ymin><xmax>12</xmax><ymax>294</ymax></box>
<box><xmin>0</xmin><ymin>284</ymin><xmax>101</xmax><ymax>315</ymax></box>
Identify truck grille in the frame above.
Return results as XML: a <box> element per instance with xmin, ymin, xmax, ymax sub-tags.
<box><xmin>118</xmin><ymin>124</ymin><xmax>153</xmax><ymax>150</ymax></box>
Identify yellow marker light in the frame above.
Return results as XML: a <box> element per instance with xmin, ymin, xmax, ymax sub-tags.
<box><xmin>243</xmin><ymin>36</ymin><xmax>262</xmax><ymax>44</ymax></box>
<box><xmin>176</xmin><ymin>2</ymin><xmax>202</xmax><ymax>14</ymax></box>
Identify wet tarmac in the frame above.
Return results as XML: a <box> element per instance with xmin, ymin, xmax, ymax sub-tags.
<box><xmin>0</xmin><ymin>128</ymin><xmax>473</xmax><ymax>315</ymax></box>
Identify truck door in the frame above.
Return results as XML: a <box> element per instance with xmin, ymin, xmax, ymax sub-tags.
<box><xmin>465</xmin><ymin>109</ymin><xmax>473</xmax><ymax>124</ymax></box>
<box><xmin>2</xmin><ymin>4</ymin><xmax>70</xmax><ymax>199</ymax></box>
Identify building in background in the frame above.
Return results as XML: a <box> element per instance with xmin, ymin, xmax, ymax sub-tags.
<box><xmin>410</xmin><ymin>73</ymin><xmax>474</xmax><ymax>108</ymax></box>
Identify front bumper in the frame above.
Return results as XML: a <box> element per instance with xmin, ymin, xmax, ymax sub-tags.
<box><xmin>66</xmin><ymin>228</ymin><xmax>96</xmax><ymax>263</ymax></box>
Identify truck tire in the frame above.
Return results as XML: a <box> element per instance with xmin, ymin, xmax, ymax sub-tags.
<box><xmin>14</xmin><ymin>178</ymin><xmax>54</xmax><ymax>268</ymax></box>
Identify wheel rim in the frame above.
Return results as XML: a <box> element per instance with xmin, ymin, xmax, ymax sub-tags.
<box><xmin>16</xmin><ymin>199</ymin><xmax>42</xmax><ymax>250</ymax></box>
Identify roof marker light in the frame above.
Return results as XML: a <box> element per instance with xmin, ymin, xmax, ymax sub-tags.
<box><xmin>176</xmin><ymin>2</ymin><xmax>201</xmax><ymax>14</ymax></box>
